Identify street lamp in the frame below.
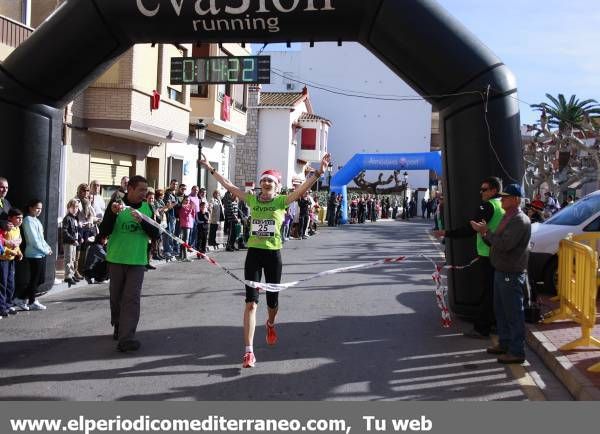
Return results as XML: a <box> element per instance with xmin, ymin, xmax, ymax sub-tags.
<box><xmin>195</xmin><ymin>119</ymin><xmax>207</xmax><ymax>188</ymax></box>
<box><xmin>402</xmin><ymin>171</ymin><xmax>408</xmax><ymax>219</ymax></box>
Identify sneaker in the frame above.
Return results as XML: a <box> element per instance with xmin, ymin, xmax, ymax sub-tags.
<box><xmin>14</xmin><ymin>298</ymin><xmax>29</xmax><ymax>311</ymax></box>
<box><xmin>242</xmin><ymin>351</ymin><xmax>256</xmax><ymax>368</ymax></box>
<box><xmin>7</xmin><ymin>306</ymin><xmax>17</xmax><ymax>315</ymax></box>
<box><xmin>28</xmin><ymin>300</ymin><xmax>47</xmax><ymax>311</ymax></box>
<box><xmin>0</xmin><ymin>310</ymin><xmax>8</xmax><ymax>318</ymax></box>
<box><xmin>117</xmin><ymin>339</ymin><xmax>141</xmax><ymax>352</ymax></box>
<box><xmin>497</xmin><ymin>353</ymin><xmax>525</xmax><ymax>364</ymax></box>
<box><xmin>486</xmin><ymin>344</ymin><xmax>508</xmax><ymax>355</ymax></box>
<box><xmin>266</xmin><ymin>320</ymin><xmax>278</xmax><ymax>346</ymax></box>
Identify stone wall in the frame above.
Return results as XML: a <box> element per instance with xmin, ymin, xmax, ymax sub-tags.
<box><xmin>234</xmin><ymin>85</ymin><xmax>260</xmax><ymax>187</ymax></box>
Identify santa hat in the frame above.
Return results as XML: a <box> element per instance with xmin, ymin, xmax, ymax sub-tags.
<box><xmin>259</xmin><ymin>169</ymin><xmax>281</xmax><ymax>185</ymax></box>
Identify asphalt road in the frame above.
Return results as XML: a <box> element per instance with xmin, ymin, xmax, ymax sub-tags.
<box><xmin>0</xmin><ymin>219</ymin><xmax>571</xmax><ymax>400</ymax></box>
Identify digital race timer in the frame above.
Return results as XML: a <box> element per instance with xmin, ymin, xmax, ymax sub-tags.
<box><xmin>170</xmin><ymin>56</ymin><xmax>271</xmax><ymax>85</ymax></box>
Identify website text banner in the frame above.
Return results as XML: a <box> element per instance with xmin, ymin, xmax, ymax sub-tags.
<box><xmin>1</xmin><ymin>402</ymin><xmax>597</xmax><ymax>434</ymax></box>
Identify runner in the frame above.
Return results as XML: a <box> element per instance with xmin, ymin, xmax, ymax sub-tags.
<box><xmin>199</xmin><ymin>153</ymin><xmax>331</xmax><ymax>368</ymax></box>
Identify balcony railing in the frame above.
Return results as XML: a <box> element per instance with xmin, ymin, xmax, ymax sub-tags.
<box><xmin>0</xmin><ymin>15</ymin><xmax>33</xmax><ymax>48</ymax></box>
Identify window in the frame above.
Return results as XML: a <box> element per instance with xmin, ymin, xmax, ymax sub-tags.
<box><xmin>301</xmin><ymin>128</ymin><xmax>317</xmax><ymax>150</ymax></box>
<box><xmin>545</xmin><ymin>194</ymin><xmax>600</xmax><ymax>226</ymax></box>
<box><xmin>168</xmin><ymin>86</ymin><xmax>184</xmax><ymax>103</ymax></box>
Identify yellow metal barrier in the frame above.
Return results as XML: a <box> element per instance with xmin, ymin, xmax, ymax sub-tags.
<box><xmin>542</xmin><ymin>237</ymin><xmax>600</xmax><ymax>357</ymax></box>
<box><xmin>574</xmin><ymin>234</ymin><xmax>600</xmax><ymax>372</ymax></box>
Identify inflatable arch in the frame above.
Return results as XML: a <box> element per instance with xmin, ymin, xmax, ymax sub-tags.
<box><xmin>0</xmin><ymin>0</ymin><xmax>523</xmax><ymax>316</ymax></box>
<box><xmin>330</xmin><ymin>152</ymin><xmax>442</xmax><ymax>223</ymax></box>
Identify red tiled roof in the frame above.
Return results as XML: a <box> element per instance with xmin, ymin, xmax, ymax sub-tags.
<box><xmin>299</xmin><ymin>112</ymin><xmax>332</xmax><ymax>125</ymax></box>
<box><xmin>259</xmin><ymin>92</ymin><xmax>306</xmax><ymax>107</ymax></box>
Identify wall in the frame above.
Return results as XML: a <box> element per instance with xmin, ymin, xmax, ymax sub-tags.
<box><xmin>257</xmin><ymin>109</ymin><xmax>295</xmax><ymax>188</ymax></box>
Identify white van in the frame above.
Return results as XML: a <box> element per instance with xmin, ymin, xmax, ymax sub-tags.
<box><xmin>528</xmin><ymin>190</ymin><xmax>600</xmax><ymax>293</ymax></box>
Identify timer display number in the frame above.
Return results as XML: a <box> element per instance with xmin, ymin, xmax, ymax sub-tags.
<box><xmin>171</xmin><ymin>56</ymin><xmax>270</xmax><ymax>85</ymax></box>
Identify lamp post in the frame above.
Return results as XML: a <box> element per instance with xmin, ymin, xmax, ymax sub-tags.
<box><xmin>402</xmin><ymin>171</ymin><xmax>408</xmax><ymax>219</ymax></box>
<box><xmin>195</xmin><ymin>118</ymin><xmax>207</xmax><ymax>188</ymax></box>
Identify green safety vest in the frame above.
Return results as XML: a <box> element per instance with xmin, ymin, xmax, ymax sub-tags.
<box><xmin>476</xmin><ymin>197</ymin><xmax>504</xmax><ymax>257</ymax></box>
<box><xmin>106</xmin><ymin>202</ymin><xmax>153</xmax><ymax>265</ymax></box>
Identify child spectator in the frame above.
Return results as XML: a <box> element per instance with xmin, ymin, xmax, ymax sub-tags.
<box><xmin>84</xmin><ymin>235</ymin><xmax>108</xmax><ymax>284</ymax></box>
<box><xmin>196</xmin><ymin>202</ymin><xmax>210</xmax><ymax>254</ymax></box>
<box><xmin>0</xmin><ymin>209</ymin><xmax>24</xmax><ymax>316</ymax></box>
<box><xmin>14</xmin><ymin>199</ymin><xmax>52</xmax><ymax>311</ymax></box>
<box><xmin>62</xmin><ymin>199</ymin><xmax>80</xmax><ymax>287</ymax></box>
<box><xmin>178</xmin><ymin>195</ymin><xmax>195</xmax><ymax>261</ymax></box>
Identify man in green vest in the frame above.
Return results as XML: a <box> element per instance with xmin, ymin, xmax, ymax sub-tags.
<box><xmin>433</xmin><ymin>176</ymin><xmax>504</xmax><ymax>338</ymax></box>
<box><xmin>99</xmin><ymin>175</ymin><xmax>160</xmax><ymax>352</ymax></box>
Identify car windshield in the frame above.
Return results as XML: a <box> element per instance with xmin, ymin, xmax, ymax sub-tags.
<box><xmin>544</xmin><ymin>194</ymin><xmax>600</xmax><ymax>226</ymax></box>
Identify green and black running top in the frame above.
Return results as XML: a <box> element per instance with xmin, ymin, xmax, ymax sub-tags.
<box><xmin>100</xmin><ymin>197</ymin><xmax>158</xmax><ymax>266</ymax></box>
<box><xmin>246</xmin><ymin>194</ymin><xmax>287</xmax><ymax>250</ymax></box>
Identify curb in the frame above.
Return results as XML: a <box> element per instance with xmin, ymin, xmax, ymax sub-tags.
<box><xmin>526</xmin><ymin>328</ymin><xmax>600</xmax><ymax>400</ymax></box>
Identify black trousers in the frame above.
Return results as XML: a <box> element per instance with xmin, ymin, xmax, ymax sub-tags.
<box><xmin>244</xmin><ymin>248</ymin><xmax>282</xmax><ymax>309</ymax></box>
<box><xmin>474</xmin><ymin>255</ymin><xmax>495</xmax><ymax>335</ymax></box>
<box><xmin>25</xmin><ymin>257</ymin><xmax>46</xmax><ymax>304</ymax></box>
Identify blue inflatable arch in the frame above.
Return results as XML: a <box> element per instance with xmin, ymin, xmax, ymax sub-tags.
<box><xmin>331</xmin><ymin>152</ymin><xmax>442</xmax><ymax>223</ymax></box>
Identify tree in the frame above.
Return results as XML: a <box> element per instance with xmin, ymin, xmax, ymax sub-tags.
<box><xmin>524</xmin><ymin>94</ymin><xmax>600</xmax><ymax>197</ymax></box>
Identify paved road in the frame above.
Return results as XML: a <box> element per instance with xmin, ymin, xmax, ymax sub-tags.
<box><xmin>0</xmin><ymin>220</ymin><xmax>570</xmax><ymax>400</ymax></box>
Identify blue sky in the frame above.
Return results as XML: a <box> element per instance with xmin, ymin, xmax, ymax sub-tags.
<box><xmin>257</xmin><ymin>1</ymin><xmax>599</xmax><ymax>125</ymax></box>
<box><xmin>436</xmin><ymin>0</ymin><xmax>600</xmax><ymax>124</ymax></box>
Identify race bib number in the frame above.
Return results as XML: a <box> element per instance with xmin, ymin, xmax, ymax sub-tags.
<box><xmin>252</xmin><ymin>219</ymin><xmax>276</xmax><ymax>237</ymax></box>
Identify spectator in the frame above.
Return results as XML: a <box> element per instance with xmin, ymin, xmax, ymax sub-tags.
<box><xmin>110</xmin><ymin>176</ymin><xmax>129</xmax><ymax>203</ymax></box>
<box><xmin>208</xmin><ymin>190</ymin><xmax>223</xmax><ymax>249</ymax></box>
<box><xmin>15</xmin><ymin>199</ymin><xmax>53</xmax><ymax>311</ymax></box>
<box><xmin>89</xmin><ymin>180</ymin><xmax>106</xmax><ymax>221</ymax></box>
<box><xmin>62</xmin><ymin>199</ymin><xmax>81</xmax><ymax>287</ymax></box>
<box><xmin>83</xmin><ymin>235</ymin><xmax>108</xmax><ymax>284</ymax></box>
<box><xmin>223</xmin><ymin>191</ymin><xmax>240</xmax><ymax>251</ymax></box>
<box><xmin>196</xmin><ymin>202</ymin><xmax>210</xmax><ymax>254</ymax></box>
<box><xmin>0</xmin><ymin>208</ymin><xmax>24</xmax><ymax>316</ymax></box>
<box><xmin>164</xmin><ymin>179</ymin><xmax>179</xmax><ymax>256</ymax></box>
<box><xmin>74</xmin><ymin>183</ymin><xmax>95</xmax><ymax>280</ymax></box>
<box><xmin>177</xmin><ymin>195</ymin><xmax>195</xmax><ymax>261</ymax></box>
<box><xmin>0</xmin><ymin>177</ymin><xmax>13</xmax><ymax>231</ymax></box>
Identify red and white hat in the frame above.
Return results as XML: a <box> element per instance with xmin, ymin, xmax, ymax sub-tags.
<box><xmin>259</xmin><ymin>169</ymin><xmax>282</xmax><ymax>185</ymax></box>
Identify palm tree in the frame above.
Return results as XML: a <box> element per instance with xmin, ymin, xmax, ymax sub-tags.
<box><xmin>531</xmin><ymin>94</ymin><xmax>600</xmax><ymax>133</ymax></box>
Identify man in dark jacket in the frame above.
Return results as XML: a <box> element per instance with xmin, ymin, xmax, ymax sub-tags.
<box><xmin>471</xmin><ymin>183</ymin><xmax>531</xmax><ymax>364</ymax></box>
<box><xmin>0</xmin><ymin>177</ymin><xmax>13</xmax><ymax>231</ymax></box>
<box><xmin>222</xmin><ymin>191</ymin><xmax>239</xmax><ymax>251</ymax></box>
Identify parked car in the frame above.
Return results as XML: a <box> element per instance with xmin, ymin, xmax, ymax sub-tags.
<box><xmin>528</xmin><ymin>190</ymin><xmax>600</xmax><ymax>293</ymax></box>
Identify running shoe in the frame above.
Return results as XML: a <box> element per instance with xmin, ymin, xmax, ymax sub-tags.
<box><xmin>242</xmin><ymin>351</ymin><xmax>256</xmax><ymax>368</ymax></box>
<box><xmin>266</xmin><ymin>320</ymin><xmax>278</xmax><ymax>346</ymax></box>
<box><xmin>29</xmin><ymin>300</ymin><xmax>47</xmax><ymax>311</ymax></box>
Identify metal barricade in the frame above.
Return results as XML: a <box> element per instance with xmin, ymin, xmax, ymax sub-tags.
<box><xmin>543</xmin><ymin>237</ymin><xmax>600</xmax><ymax>360</ymax></box>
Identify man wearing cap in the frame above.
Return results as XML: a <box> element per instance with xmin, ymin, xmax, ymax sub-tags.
<box><xmin>470</xmin><ymin>183</ymin><xmax>531</xmax><ymax>364</ymax></box>
<box><xmin>433</xmin><ymin>177</ymin><xmax>505</xmax><ymax>338</ymax></box>
<box><xmin>199</xmin><ymin>153</ymin><xmax>331</xmax><ymax>368</ymax></box>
